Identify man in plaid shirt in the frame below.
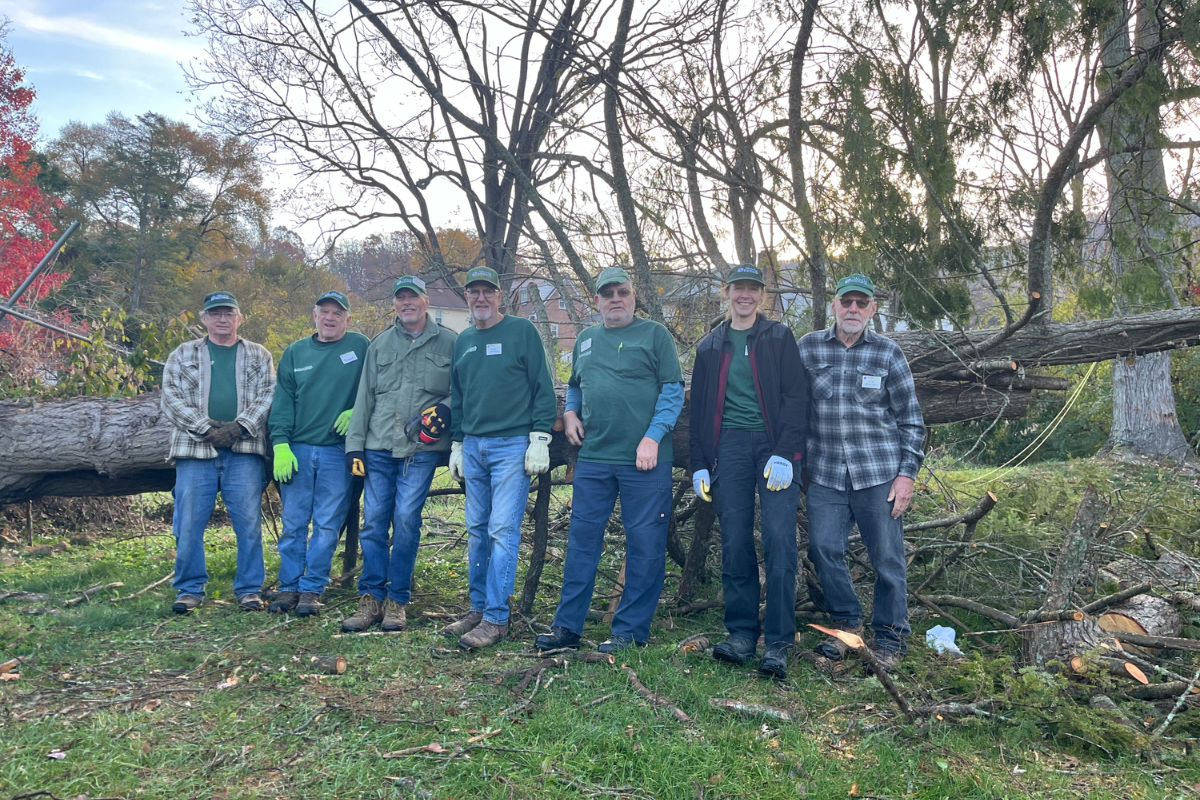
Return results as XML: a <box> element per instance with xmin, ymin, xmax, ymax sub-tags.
<box><xmin>798</xmin><ymin>274</ymin><xmax>924</xmax><ymax>671</ymax></box>
<box><xmin>161</xmin><ymin>291</ymin><xmax>276</xmax><ymax>614</ymax></box>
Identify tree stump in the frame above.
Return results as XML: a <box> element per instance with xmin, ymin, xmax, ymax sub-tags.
<box><xmin>1098</xmin><ymin>594</ymin><xmax>1183</xmax><ymax>654</ymax></box>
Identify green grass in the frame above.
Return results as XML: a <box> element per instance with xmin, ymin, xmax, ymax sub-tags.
<box><xmin>1</xmin><ymin>460</ymin><xmax>1198</xmax><ymax>799</ymax></box>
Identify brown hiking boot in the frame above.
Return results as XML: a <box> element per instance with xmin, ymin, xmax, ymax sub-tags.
<box><xmin>295</xmin><ymin>592</ymin><xmax>322</xmax><ymax>617</ymax></box>
<box><xmin>238</xmin><ymin>593</ymin><xmax>265</xmax><ymax>612</ymax></box>
<box><xmin>441</xmin><ymin>609</ymin><xmax>484</xmax><ymax>637</ymax></box>
<box><xmin>171</xmin><ymin>594</ymin><xmax>202</xmax><ymax>614</ymax></box>
<box><xmin>381</xmin><ymin>598</ymin><xmax>406</xmax><ymax>632</ymax></box>
<box><xmin>813</xmin><ymin>621</ymin><xmax>864</xmax><ymax>661</ymax></box>
<box><xmin>458</xmin><ymin>619</ymin><xmax>509</xmax><ymax>650</ymax></box>
<box><xmin>341</xmin><ymin>594</ymin><xmax>383</xmax><ymax>632</ymax></box>
<box><xmin>268</xmin><ymin>591</ymin><xmax>299</xmax><ymax>614</ymax></box>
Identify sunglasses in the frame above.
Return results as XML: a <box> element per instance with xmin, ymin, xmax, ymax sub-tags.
<box><xmin>599</xmin><ymin>287</ymin><xmax>632</xmax><ymax>299</ymax></box>
<box><xmin>838</xmin><ymin>297</ymin><xmax>872</xmax><ymax>309</ymax></box>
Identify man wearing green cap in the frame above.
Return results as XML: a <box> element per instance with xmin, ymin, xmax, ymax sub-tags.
<box><xmin>534</xmin><ymin>267</ymin><xmax>683</xmax><ymax>654</ymax></box>
<box><xmin>161</xmin><ymin>291</ymin><xmax>276</xmax><ymax>613</ymax></box>
<box><xmin>798</xmin><ymin>273</ymin><xmax>925</xmax><ymax>672</ymax></box>
<box><xmin>341</xmin><ymin>276</ymin><xmax>457</xmax><ymax>633</ymax></box>
<box><xmin>444</xmin><ymin>265</ymin><xmax>557</xmax><ymax>650</ymax></box>
<box><xmin>267</xmin><ymin>291</ymin><xmax>370</xmax><ymax>617</ymax></box>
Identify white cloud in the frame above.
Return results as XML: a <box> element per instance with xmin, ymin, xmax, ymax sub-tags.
<box><xmin>0</xmin><ymin>1</ymin><xmax>205</xmax><ymax>62</ymax></box>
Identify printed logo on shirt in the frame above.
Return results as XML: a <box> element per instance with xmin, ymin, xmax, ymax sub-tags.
<box><xmin>294</xmin><ymin>365</ymin><xmax>313</xmax><ymax>372</ymax></box>
<box><xmin>580</xmin><ymin>338</ymin><xmax>592</xmax><ymax>352</ymax></box>
<box><xmin>465</xmin><ymin>346</ymin><xmax>477</xmax><ymax>354</ymax></box>
<box><xmin>340</xmin><ymin>351</ymin><xmax>357</xmax><ymax>364</ymax></box>
<box><xmin>486</xmin><ymin>343</ymin><xmax>502</xmax><ymax>356</ymax></box>
<box><xmin>861</xmin><ymin>375</ymin><xmax>882</xmax><ymax>389</ymax></box>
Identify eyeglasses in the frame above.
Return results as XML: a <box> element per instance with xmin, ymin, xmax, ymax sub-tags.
<box><xmin>204</xmin><ymin>309</ymin><xmax>238</xmax><ymax>319</ymax></box>
<box><xmin>838</xmin><ymin>297</ymin><xmax>872</xmax><ymax>309</ymax></box>
<box><xmin>465</xmin><ymin>287</ymin><xmax>498</xmax><ymax>298</ymax></box>
<box><xmin>598</xmin><ymin>287</ymin><xmax>632</xmax><ymax>299</ymax></box>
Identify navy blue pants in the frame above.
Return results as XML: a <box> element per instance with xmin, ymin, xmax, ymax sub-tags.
<box><xmin>552</xmin><ymin>460</ymin><xmax>673</xmax><ymax>643</ymax></box>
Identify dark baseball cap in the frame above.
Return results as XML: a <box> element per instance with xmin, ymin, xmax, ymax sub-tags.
<box><xmin>316</xmin><ymin>290</ymin><xmax>351</xmax><ymax>310</ymax></box>
<box><xmin>203</xmin><ymin>291</ymin><xmax>238</xmax><ymax>311</ymax></box>
<box><xmin>392</xmin><ymin>276</ymin><xmax>427</xmax><ymax>296</ymax></box>
<box><xmin>725</xmin><ymin>264</ymin><xmax>766</xmax><ymax>285</ymax></box>
<box><xmin>595</xmin><ymin>267</ymin><xmax>631</xmax><ymax>291</ymax></box>
<box><xmin>835</xmin><ymin>273</ymin><xmax>875</xmax><ymax>297</ymax></box>
<box><xmin>463</xmin><ymin>266</ymin><xmax>500</xmax><ymax>289</ymax></box>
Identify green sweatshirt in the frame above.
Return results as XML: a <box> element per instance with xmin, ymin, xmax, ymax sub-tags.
<box><xmin>269</xmin><ymin>332</ymin><xmax>371</xmax><ymax>447</ymax></box>
<box><xmin>451</xmin><ymin>315</ymin><xmax>557</xmax><ymax>439</ymax></box>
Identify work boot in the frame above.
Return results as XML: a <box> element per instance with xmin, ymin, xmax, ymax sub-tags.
<box><xmin>268</xmin><ymin>591</ymin><xmax>299</xmax><ymax>614</ymax></box>
<box><xmin>341</xmin><ymin>594</ymin><xmax>384</xmax><ymax>632</ymax></box>
<box><xmin>534</xmin><ymin>626</ymin><xmax>581</xmax><ymax>652</ymax></box>
<box><xmin>381</xmin><ymin>598</ymin><xmax>407</xmax><ymax>632</ymax></box>
<box><xmin>237</xmin><ymin>593</ymin><xmax>265</xmax><ymax>612</ymax></box>
<box><xmin>295</xmin><ymin>592</ymin><xmax>322</xmax><ymax>617</ymax></box>
<box><xmin>868</xmin><ymin>648</ymin><xmax>903</xmax><ymax>674</ymax></box>
<box><xmin>758</xmin><ymin>642</ymin><xmax>792</xmax><ymax>680</ymax></box>
<box><xmin>712</xmin><ymin>636</ymin><xmax>757</xmax><ymax>666</ymax></box>
<box><xmin>813</xmin><ymin>621</ymin><xmax>864</xmax><ymax>661</ymax></box>
<box><xmin>171</xmin><ymin>594</ymin><xmax>202</xmax><ymax>614</ymax></box>
<box><xmin>458</xmin><ymin>620</ymin><xmax>509</xmax><ymax>650</ymax></box>
<box><xmin>598</xmin><ymin>635</ymin><xmax>640</xmax><ymax>654</ymax></box>
<box><xmin>441</xmin><ymin>609</ymin><xmax>484</xmax><ymax>637</ymax></box>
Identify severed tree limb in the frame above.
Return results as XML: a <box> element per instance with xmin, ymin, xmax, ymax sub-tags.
<box><xmin>1167</xmin><ymin>591</ymin><xmax>1200</xmax><ymax>612</ymax></box>
<box><xmin>1153</xmin><ymin>667</ymin><xmax>1200</xmax><ymax>736</ymax></box>
<box><xmin>1109</xmin><ymin>630</ymin><xmax>1200</xmax><ymax>654</ymax></box>
<box><xmin>708</xmin><ymin>698</ymin><xmax>793</xmax><ymax>721</ymax></box>
<box><xmin>916</xmin><ymin>594</ymin><xmax>1020</xmax><ymax>628</ymax></box>
<box><xmin>622</xmin><ymin>666</ymin><xmax>692</xmax><ymax>724</ymax></box>
<box><xmin>64</xmin><ymin>582</ymin><xmax>124</xmax><ymax>607</ymax></box>
<box><xmin>1081</xmin><ymin>581</ymin><xmax>1153</xmax><ymax>615</ymax></box>
<box><xmin>108</xmin><ymin>571</ymin><xmax>175</xmax><ymax>603</ymax></box>
<box><xmin>904</xmin><ymin>491</ymin><xmax>998</xmax><ymax>533</ymax></box>
<box><xmin>1035</xmin><ymin>485</ymin><xmax>1109</xmax><ymax>615</ymax></box>
<box><xmin>1128</xmin><ymin>680</ymin><xmax>1200</xmax><ymax>700</ymax></box>
<box><xmin>908</xmin><ymin>699</ymin><xmax>1006</xmax><ymax>719</ymax></box>
<box><xmin>809</xmin><ymin>624</ymin><xmax>914</xmax><ymax>722</ymax></box>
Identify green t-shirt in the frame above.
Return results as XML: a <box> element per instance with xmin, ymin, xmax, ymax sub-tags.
<box><xmin>569</xmin><ymin>317</ymin><xmax>683</xmax><ymax>465</ymax></box>
<box><xmin>270</xmin><ymin>332</ymin><xmax>371</xmax><ymax>447</ymax></box>
<box><xmin>721</xmin><ymin>327</ymin><xmax>764</xmax><ymax>431</ymax></box>
<box><xmin>451</xmin><ymin>315</ymin><xmax>558</xmax><ymax>439</ymax></box>
<box><xmin>206</xmin><ymin>340</ymin><xmax>239</xmax><ymax>422</ymax></box>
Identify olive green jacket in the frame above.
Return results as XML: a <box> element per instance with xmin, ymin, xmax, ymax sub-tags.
<box><xmin>345</xmin><ymin>314</ymin><xmax>458</xmax><ymax>458</ymax></box>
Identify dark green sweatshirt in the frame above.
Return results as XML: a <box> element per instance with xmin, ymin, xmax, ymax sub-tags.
<box><xmin>269</xmin><ymin>332</ymin><xmax>371</xmax><ymax>447</ymax></box>
<box><xmin>451</xmin><ymin>315</ymin><xmax>557</xmax><ymax>439</ymax></box>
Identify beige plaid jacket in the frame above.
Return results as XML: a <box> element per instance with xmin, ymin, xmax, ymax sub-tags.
<box><xmin>161</xmin><ymin>336</ymin><xmax>276</xmax><ymax>462</ymax></box>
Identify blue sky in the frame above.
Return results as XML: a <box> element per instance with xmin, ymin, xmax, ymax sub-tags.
<box><xmin>3</xmin><ymin>0</ymin><xmax>204</xmax><ymax>143</ymax></box>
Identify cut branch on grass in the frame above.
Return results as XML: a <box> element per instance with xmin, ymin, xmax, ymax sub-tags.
<box><xmin>1081</xmin><ymin>581</ymin><xmax>1153</xmax><ymax>614</ymax></box>
<box><xmin>807</xmin><ymin>624</ymin><xmax>913</xmax><ymax>722</ymax></box>
<box><xmin>904</xmin><ymin>491</ymin><xmax>998</xmax><ymax>533</ymax></box>
<box><xmin>108</xmin><ymin>571</ymin><xmax>175</xmax><ymax>603</ymax></box>
<box><xmin>707</xmin><ymin>698</ymin><xmax>793</xmax><ymax>721</ymax></box>
<box><xmin>64</xmin><ymin>582</ymin><xmax>125</xmax><ymax>606</ymax></box>
<box><xmin>622</xmin><ymin>666</ymin><xmax>691</xmax><ymax>724</ymax></box>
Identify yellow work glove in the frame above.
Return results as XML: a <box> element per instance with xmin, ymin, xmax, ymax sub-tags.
<box><xmin>525</xmin><ymin>431</ymin><xmax>552</xmax><ymax>475</ymax></box>
<box><xmin>333</xmin><ymin>409</ymin><xmax>353</xmax><ymax>435</ymax></box>
<box><xmin>273</xmin><ymin>443</ymin><xmax>298</xmax><ymax>483</ymax></box>
<box><xmin>692</xmin><ymin>469</ymin><xmax>711</xmax><ymax>502</ymax></box>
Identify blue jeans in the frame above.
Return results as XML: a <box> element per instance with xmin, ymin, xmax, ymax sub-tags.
<box><xmin>172</xmin><ymin>451</ymin><xmax>266</xmax><ymax>599</ymax></box>
<box><xmin>278</xmin><ymin>443</ymin><xmax>353</xmax><ymax>594</ymax></box>
<box><xmin>463</xmin><ymin>435</ymin><xmax>530</xmax><ymax>625</ymax></box>
<box><xmin>552</xmin><ymin>460</ymin><xmax>672</xmax><ymax>643</ymax></box>
<box><xmin>358</xmin><ymin>449</ymin><xmax>440</xmax><ymax>604</ymax></box>
<box><xmin>806</xmin><ymin>478</ymin><xmax>910</xmax><ymax>652</ymax></box>
<box><xmin>714</xmin><ymin>429</ymin><xmax>799</xmax><ymax>647</ymax></box>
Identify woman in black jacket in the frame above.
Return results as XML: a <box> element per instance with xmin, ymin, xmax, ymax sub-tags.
<box><xmin>688</xmin><ymin>264</ymin><xmax>808</xmax><ymax>679</ymax></box>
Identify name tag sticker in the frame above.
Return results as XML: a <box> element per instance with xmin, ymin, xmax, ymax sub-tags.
<box><xmin>486</xmin><ymin>343</ymin><xmax>502</xmax><ymax>356</ymax></box>
<box><xmin>580</xmin><ymin>338</ymin><xmax>592</xmax><ymax>352</ymax></box>
<box><xmin>861</xmin><ymin>375</ymin><xmax>882</xmax><ymax>389</ymax></box>
<box><xmin>340</xmin><ymin>351</ymin><xmax>357</xmax><ymax>364</ymax></box>
<box><xmin>745</xmin><ymin>345</ymin><xmax>749</xmax><ymax>356</ymax></box>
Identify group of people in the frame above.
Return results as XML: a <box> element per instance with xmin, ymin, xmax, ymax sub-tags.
<box><xmin>160</xmin><ymin>264</ymin><xmax>923</xmax><ymax>677</ymax></box>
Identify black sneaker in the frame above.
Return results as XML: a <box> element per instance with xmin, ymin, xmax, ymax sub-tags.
<box><xmin>268</xmin><ymin>591</ymin><xmax>299</xmax><ymax>614</ymax></box>
<box><xmin>598</xmin><ymin>635</ymin><xmax>640</xmax><ymax>654</ymax></box>
<box><xmin>295</xmin><ymin>592</ymin><xmax>322</xmax><ymax>617</ymax></box>
<box><xmin>758</xmin><ymin>642</ymin><xmax>792</xmax><ymax>680</ymax></box>
<box><xmin>712</xmin><ymin>637</ymin><xmax>757</xmax><ymax>666</ymax></box>
<box><xmin>171</xmin><ymin>594</ymin><xmax>202</xmax><ymax>614</ymax></box>
<box><xmin>535</xmin><ymin>626</ymin><xmax>581</xmax><ymax>651</ymax></box>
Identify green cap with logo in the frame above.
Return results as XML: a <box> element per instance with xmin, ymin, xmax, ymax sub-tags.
<box><xmin>835</xmin><ymin>273</ymin><xmax>875</xmax><ymax>298</ymax></box>
<box><xmin>203</xmin><ymin>291</ymin><xmax>239</xmax><ymax>311</ymax></box>
<box><xmin>463</xmin><ymin>266</ymin><xmax>500</xmax><ymax>289</ymax></box>
<box><xmin>392</xmin><ymin>276</ymin><xmax>427</xmax><ymax>296</ymax></box>
<box><xmin>725</xmin><ymin>264</ymin><xmax>766</xmax><ymax>285</ymax></box>
<box><xmin>316</xmin><ymin>290</ymin><xmax>351</xmax><ymax>310</ymax></box>
<box><xmin>595</xmin><ymin>266</ymin><xmax>631</xmax><ymax>291</ymax></box>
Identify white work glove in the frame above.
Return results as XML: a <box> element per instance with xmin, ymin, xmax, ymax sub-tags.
<box><xmin>692</xmin><ymin>469</ymin><xmax>712</xmax><ymax>502</ymax></box>
<box><xmin>763</xmin><ymin>456</ymin><xmax>793</xmax><ymax>491</ymax></box>
<box><xmin>449</xmin><ymin>441</ymin><xmax>464</xmax><ymax>482</ymax></box>
<box><xmin>525</xmin><ymin>431</ymin><xmax>552</xmax><ymax>475</ymax></box>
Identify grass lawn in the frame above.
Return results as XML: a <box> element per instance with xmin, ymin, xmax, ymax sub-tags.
<box><xmin>1</xmin><ymin>460</ymin><xmax>1198</xmax><ymax>799</ymax></box>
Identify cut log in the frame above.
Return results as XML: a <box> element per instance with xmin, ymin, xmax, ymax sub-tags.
<box><xmin>1097</xmin><ymin>594</ymin><xmax>1183</xmax><ymax>654</ymax></box>
<box><xmin>309</xmin><ymin>655</ymin><xmax>347</xmax><ymax>674</ymax></box>
<box><xmin>1021</xmin><ymin>618</ymin><xmax>1110</xmax><ymax>668</ymax></box>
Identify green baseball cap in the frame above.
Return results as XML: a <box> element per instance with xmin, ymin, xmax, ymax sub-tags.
<box><xmin>725</xmin><ymin>264</ymin><xmax>766</xmax><ymax>285</ymax></box>
<box><xmin>203</xmin><ymin>291</ymin><xmax>239</xmax><ymax>311</ymax></box>
<box><xmin>392</xmin><ymin>276</ymin><xmax>427</xmax><ymax>296</ymax></box>
<box><xmin>316</xmin><ymin>290</ymin><xmax>351</xmax><ymax>310</ymax></box>
<box><xmin>595</xmin><ymin>266</ymin><xmax>631</xmax><ymax>291</ymax></box>
<box><xmin>835</xmin><ymin>273</ymin><xmax>875</xmax><ymax>297</ymax></box>
<box><xmin>463</xmin><ymin>266</ymin><xmax>500</xmax><ymax>289</ymax></box>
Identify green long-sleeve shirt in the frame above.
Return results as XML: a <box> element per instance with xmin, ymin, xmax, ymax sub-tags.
<box><xmin>269</xmin><ymin>332</ymin><xmax>371</xmax><ymax>447</ymax></box>
<box><xmin>451</xmin><ymin>315</ymin><xmax>557</xmax><ymax>440</ymax></box>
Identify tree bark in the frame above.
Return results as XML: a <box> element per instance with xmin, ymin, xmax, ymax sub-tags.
<box><xmin>1104</xmin><ymin>351</ymin><xmax>1193</xmax><ymax>462</ymax></box>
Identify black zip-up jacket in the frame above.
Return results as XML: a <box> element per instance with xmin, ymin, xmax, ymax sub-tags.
<box><xmin>688</xmin><ymin>315</ymin><xmax>808</xmax><ymax>473</ymax></box>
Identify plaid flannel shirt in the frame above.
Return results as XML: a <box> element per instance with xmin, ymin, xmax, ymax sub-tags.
<box><xmin>798</xmin><ymin>326</ymin><xmax>925</xmax><ymax>491</ymax></box>
<box><xmin>161</xmin><ymin>336</ymin><xmax>276</xmax><ymax>462</ymax></box>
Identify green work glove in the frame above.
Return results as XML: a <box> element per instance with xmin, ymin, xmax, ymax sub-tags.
<box><xmin>333</xmin><ymin>409</ymin><xmax>353</xmax><ymax>436</ymax></box>
<box><xmin>273</xmin><ymin>443</ymin><xmax>298</xmax><ymax>483</ymax></box>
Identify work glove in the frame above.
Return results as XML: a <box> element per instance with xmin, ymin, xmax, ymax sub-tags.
<box><xmin>346</xmin><ymin>450</ymin><xmax>366</xmax><ymax>477</ymax></box>
<box><xmin>525</xmin><ymin>431</ymin><xmax>552</xmax><ymax>476</ymax></box>
<box><xmin>273</xmin><ymin>443</ymin><xmax>298</xmax><ymax>483</ymax></box>
<box><xmin>449</xmin><ymin>441</ymin><xmax>464</xmax><ymax>482</ymax></box>
<box><xmin>763</xmin><ymin>456</ymin><xmax>793</xmax><ymax>491</ymax></box>
<box><xmin>333</xmin><ymin>409</ymin><xmax>353</xmax><ymax>436</ymax></box>
<box><xmin>202</xmin><ymin>420</ymin><xmax>242</xmax><ymax>449</ymax></box>
<box><xmin>692</xmin><ymin>469</ymin><xmax>712</xmax><ymax>502</ymax></box>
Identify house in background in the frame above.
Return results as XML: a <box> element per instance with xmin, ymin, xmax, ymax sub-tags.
<box><xmin>426</xmin><ymin>279</ymin><xmax>470</xmax><ymax>332</ymax></box>
<box><xmin>509</xmin><ymin>275</ymin><xmax>597</xmax><ymax>357</ymax></box>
